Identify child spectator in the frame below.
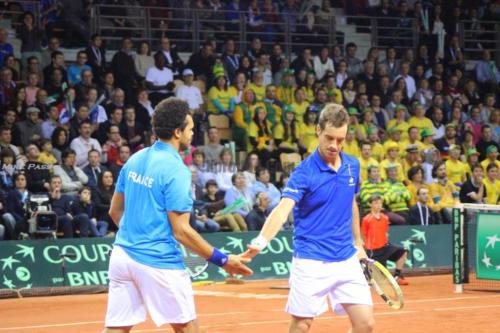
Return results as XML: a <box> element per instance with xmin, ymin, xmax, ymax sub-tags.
<box><xmin>38</xmin><ymin>139</ymin><xmax>58</xmax><ymax>167</ymax></box>
<box><xmin>0</xmin><ymin>148</ymin><xmax>16</xmax><ymax>190</ymax></box>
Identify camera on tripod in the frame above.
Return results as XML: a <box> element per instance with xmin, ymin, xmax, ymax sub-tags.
<box><xmin>26</xmin><ymin>193</ymin><xmax>58</xmax><ymax>239</ymax></box>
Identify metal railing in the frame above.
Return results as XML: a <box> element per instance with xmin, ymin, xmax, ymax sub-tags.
<box><xmin>461</xmin><ymin>20</ymin><xmax>500</xmax><ymax>60</ymax></box>
<box><xmin>2</xmin><ymin>3</ymin><xmax>498</xmax><ymax>64</ymax></box>
<box><xmin>0</xmin><ymin>1</ymin><xmax>41</xmax><ymax>30</ymax></box>
<box><xmin>88</xmin><ymin>5</ymin><xmax>452</xmax><ymax>58</ymax></box>
<box><xmin>89</xmin><ymin>5</ymin><xmax>341</xmax><ymax>57</ymax></box>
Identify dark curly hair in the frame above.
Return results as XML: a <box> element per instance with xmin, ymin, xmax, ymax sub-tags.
<box><xmin>407</xmin><ymin>165</ymin><xmax>424</xmax><ymax>181</ymax></box>
<box><xmin>152</xmin><ymin>97</ymin><xmax>190</xmax><ymax>140</ymax></box>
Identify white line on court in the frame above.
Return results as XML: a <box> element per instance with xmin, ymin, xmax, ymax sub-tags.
<box><xmin>0</xmin><ymin>294</ymin><xmax>498</xmax><ymax>331</ymax></box>
<box><xmin>0</xmin><ymin>321</ymin><xmax>103</xmax><ymax>331</ymax></box>
<box><xmin>130</xmin><ymin>310</ymin><xmax>421</xmax><ymax>332</ymax></box>
<box><xmin>194</xmin><ymin>290</ymin><xmax>288</xmax><ymax>299</ymax></box>
<box><xmin>194</xmin><ymin>290</ymin><xmax>500</xmax><ymax>304</ymax></box>
<box><xmin>434</xmin><ymin>304</ymin><xmax>500</xmax><ymax>311</ymax></box>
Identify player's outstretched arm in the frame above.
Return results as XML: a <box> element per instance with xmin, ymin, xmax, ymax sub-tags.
<box><xmin>168</xmin><ymin>211</ymin><xmax>253</xmax><ymax>276</ymax></box>
<box><xmin>243</xmin><ymin>197</ymin><xmax>295</xmax><ymax>259</ymax></box>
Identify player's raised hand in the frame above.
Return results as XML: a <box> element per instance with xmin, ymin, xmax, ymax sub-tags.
<box><xmin>242</xmin><ymin>244</ymin><xmax>261</xmax><ymax>259</ymax></box>
<box><xmin>224</xmin><ymin>254</ymin><xmax>253</xmax><ymax>276</ymax></box>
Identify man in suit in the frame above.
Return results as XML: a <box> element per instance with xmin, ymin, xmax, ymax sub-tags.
<box><xmin>158</xmin><ymin>37</ymin><xmax>183</xmax><ymax>79</ymax></box>
<box><xmin>111</xmin><ymin>37</ymin><xmax>138</xmax><ymax>104</ymax></box>
<box><xmin>378</xmin><ymin>47</ymin><xmax>400</xmax><ymax>81</ymax></box>
<box><xmin>83</xmin><ymin>149</ymin><xmax>108</xmax><ymax>188</ymax></box>
<box><xmin>409</xmin><ymin>188</ymin><xmax>435</xmax><ymax>226</ymax></box>
<box><xmin>86</xmin><ymin>34</ymin><xmax>106</xmax><ymax>83</ymax></box>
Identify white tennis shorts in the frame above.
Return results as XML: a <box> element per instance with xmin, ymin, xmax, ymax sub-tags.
<box><xmin>105</xmin><ymin>246</ymin><xmax>196</xmax><ymax>327</ymax></box>
<box><xmin>286</xmin><ymin>254</ymin><xmax>373</xmax><ymax>317</ymax></box>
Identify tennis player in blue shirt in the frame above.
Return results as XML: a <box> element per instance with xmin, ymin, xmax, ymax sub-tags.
<box><xmin>103</xmin><ymin>98</ymin><xmax>252</xmax><ymax>333</ymax></box>
<box><xmin>245</xmin><ymin>103</ymin><xmax>374</xmax><ymax>333</ymax></box>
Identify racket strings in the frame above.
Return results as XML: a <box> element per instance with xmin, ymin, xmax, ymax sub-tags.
<box><xmin>371</xmin><ymin>267</ymin><xmax>400</xmax><ymax>304</ymax></box>
<box><xmin>183</xmin><ymin>250</ymin><xmax>209</xmax><ymax>277</ymax></box>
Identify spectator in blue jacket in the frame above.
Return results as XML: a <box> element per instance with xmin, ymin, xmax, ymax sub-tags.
<box><xmin>5</xmin><ymin>173</ymin><xmax>30</xmax><ymax>238</ymax></box>
<box><xmin>224</xmin><ymin>172</ymin><xmax>254</xmax><ymax>219</ymax></box>
<box><xmin>70</xmin><ymin>187</ymin><xmax>108</xmax><ymax>237</ymax></box>
<box><xmin>0</xmin><ymin>28</ymin><xmax>14</xmax><ymax>67</ymax></box>
<box><xmin>48</xmin><ymin>175</ymin><xmax>90</xmax><ymax>238</ymax></box>
<box><xmin>251</xmin><ymin>167</ymin><xmax>281</xmax><ymax>211</ymax></box>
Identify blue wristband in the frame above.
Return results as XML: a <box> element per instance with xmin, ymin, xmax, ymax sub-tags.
<box><xmin>208</xmin><ymin>248</ymin><xmax>228</xmax><ymax>267</ymax></box>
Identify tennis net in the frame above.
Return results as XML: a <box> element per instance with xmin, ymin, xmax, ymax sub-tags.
<box><xmin>453</xmin><ymin>204</ymin><xmax>500</xmax><ymax>293</ymax></box>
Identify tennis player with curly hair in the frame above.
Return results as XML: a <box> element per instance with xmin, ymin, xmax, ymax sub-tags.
<box><xmin>103</xmin><ymin>98</ymin><xmax>252</xmax><ymax>333</ymax></box>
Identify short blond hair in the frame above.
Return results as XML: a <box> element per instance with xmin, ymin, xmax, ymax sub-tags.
<box><xmin>318</xmin><ymin>103</ymin><xmax>349</xmax><ymax>130</ymax></box>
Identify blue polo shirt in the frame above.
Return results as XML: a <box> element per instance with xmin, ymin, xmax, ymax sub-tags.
<box><xmin>282</xmin><ymin>149</ymin><xmax>360</xmax><ymax>262</ymax></box>
<box><xmin>114</xmin><ymin>140</ymin><xmax>193</xmax><ymax>269</ymax></box>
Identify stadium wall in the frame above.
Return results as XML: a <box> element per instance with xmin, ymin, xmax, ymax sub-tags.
<box><xmin>0</xmin><ymin>226</ymin><xmax>451</xmax><ymax>289</ymax></box>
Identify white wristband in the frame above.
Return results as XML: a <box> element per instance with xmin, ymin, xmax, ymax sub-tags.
<box><xmin>252</xmin><ymin>235</ymin><xmax>269</xmax><ymax>251</ymax></box>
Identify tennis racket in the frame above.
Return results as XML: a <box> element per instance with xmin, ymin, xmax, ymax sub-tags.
<box><xmin>183</xmin><ymin>247</ymin><xmax>209</xmax><ymax>278</ymax></box>
<box><xmin>360</xmin><ymin>258</ymin><xmax>404</xmax><ymax>310</ymax></box>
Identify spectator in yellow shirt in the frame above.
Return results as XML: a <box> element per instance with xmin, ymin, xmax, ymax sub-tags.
<box><xmin>303</xmin><ymin>72</ymin><xmax>316</xmax><ymax>103</ymax></box>
<box><xmin>464</xmin><ymin>148</ymin><xmax>480</xmax><ymax>179</ymax></box>
<box><xmin>480</xmin><ymin>145</ymin><xmax>500</xmax><ymax>176</ymax></box>
<box><xmin>380</xmin><ymin>142</ymin><xmax>405</xmax><ymax>182</ymax></box>
<box><xmin>358</xmin><ymin>108</ymin><xmax>376</xmax><ymax>141</ymax></box>
<box><xmin>39</xmin><ymin>139</ymin><xmax>58</xmax><ymax>168</ymax></box>
<box><xmin>247</xmin><ymin>70</ymin><xmax>266</xmax><ymax>101</ymax></box>
<box><xmin>276</xmin><ymin>69</ymin><xmax>295</xmax><ymax>105</ymax></box>
<box><xmin>383</xmin><ymin>127</ymin><xmax>405</xmax><ymax>157</ymax></box>
<box><xmin>343</xmin><ymin>126</ymin><xmax>361</xmax><ymax>158</ymax></box>
<box><xmin>408</xmin><ymin>102</ymin><xmax>433</xmax><ymax>138</ymax></box>
<box><xmin>299</xmin><ymin>106</ymin><xmax>319</xmax><ymax>154</ymax></box>
<box><xmin>346</xmin><ymin>107</ymin><xmax>362</xmax><ymax>139</ymax></box>
<box><xmin>403</xmin><ymin>127</ymin><xmax>424</xmax><ymax>153</ymax></box>
<box><xmin>406</xmin><ymin>166</ymin><xmax>433</xmax><ymax>207</ymax></box>
<box><xmin>483</xmin><ymin>163</ymin><xmax>500</xmax><ymax>204</ymax></box>
<box><xmin>248</xmin><ymin>107</ymin><xmax>276</xmax><ymax>164</ymax></box>
<box><xmin>262</xmin><ymin>85</ymin><xmax>282</xmax><ymax>129</ymax></box>
<box><xmin>324</xmin><ymin>73</ymin><xmax>343</xmax><ymax>104</ymax></box>
<box><xmin>233</xmin><ymin>88</ymin><xmax>265</xmax><ymax>150</ymax></box>
<box><xmin>359</xmin><ymin>141</ymin><xmax>380</xmax><ymax>183</ymax></box>
<box><xmin>274</xmin><ymin>105</ymin><xmax>300</xmax><ymax>154</ymax></box>
<box><xmin>445</xmin><ymin>144</ymin><xmax>467</xmax><ymax>186</ymax></box>
<box><xmin>290</xmin><ymin>88</ymin><xmax>310</xmax><ymax>126</ymax></box>
<box><xmin>429</xmin><ymin>161</ymin><xmax>460</xmax><ymax>224</ymax></box>
<box><xmin>402</xmin><ymin>144</ymin><xmax>422</xmax><ymax>184</ymax></box>
<box><xmin>207</xmin><ymin>75</ymin><xmax>236</xmax><ymax>114</ymax></box>
<box><xmin>367</xmin><ymin>126</ymin><xmax>384</xmax><ymax>161</ymax></box>
<box><xmin>421</xmin><ymin>128</ymin><xmax>436</xmax><ymax>152</ymax></box>
<box><xmin>387</xmin><ymin>105</ymin><xmax>410</xmax><ymax>141</ymax></box>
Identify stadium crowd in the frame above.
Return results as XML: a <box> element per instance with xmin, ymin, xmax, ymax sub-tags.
<box><xmin>0</xmin><ymin>0</ymin><xmax>498</xmax><ymax>241</ymax></box>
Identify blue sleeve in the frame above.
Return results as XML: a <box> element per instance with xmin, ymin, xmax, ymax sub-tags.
<box><xmin>224</xmin><ymin>188</ymin><xmax>237</xmax><ymax>206</ymax></box>
<box><xmin>115</xmin><ymin>164</ymin><xmax>126</xmax><ymax>193</ymax></box>
<box><xmin>282</xmin><ymin>166</ymin><xmax>308</xmax><ymax>203</ymax></box>
<box><xmin>354</xmin><ymin>160</ymin><xmax>361</xmax><ymax>195</ymax></box>
<box><xmin>164</xmin><ymin>168</ymin><xmax>193</xmax><ymax>213</ymax></box>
